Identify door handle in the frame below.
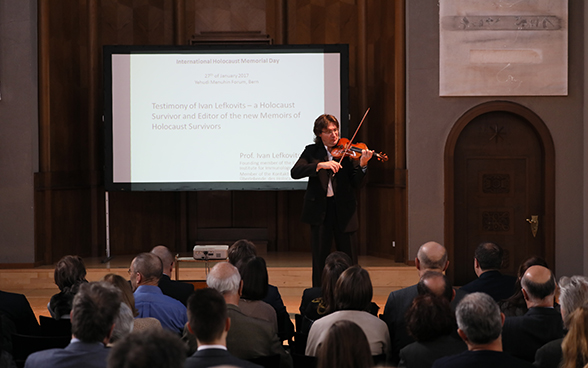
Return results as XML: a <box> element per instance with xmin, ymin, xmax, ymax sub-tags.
<box><xmin>526</xmin><ymin>215</ymin><xmax>538</xmax><ymax>237</ymax></box>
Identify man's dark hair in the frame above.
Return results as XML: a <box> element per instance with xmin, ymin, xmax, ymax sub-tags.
<box><xmin>187</xmin><ymin>288</ymin><xmax>227</xmax><ymax>344</ymax></box>
<box><xmin>521</xmin><ymin>269</ymin><xmax>557</xmax><ymax>300</ymax></box>
<box><xmin>238</xmin><ymin>256</ymin><xmax>269</xmax><ymax>300</ymax></box>
<box><xmin>54</xmin><ymin>255</ymin><xmax>87</xmax><ymax>292</ymax></box>
<box><xmin>133</xmin><ymin>253</ymin><xmax>163</xmax><ymax>283</ymax></box>
<box><xmin>313</xmin><ymin>114</ymin><xmax>339</xmax><ymax>143</ymax></box>
<box><xmin>335</xmin><ymin>265</ymin><xmax>372</xmax><ymax>311</ymax></box>
<box><xmin>108</xmin><ymin>329</ymin><xmax>187</xmax><ymax>368</ymax></box>
<box><xmin>227</xmin><ymin>239</ymin><xmax>257</xmax><ymax>266</ymax></box>
<box><xmin>71</xmin><ymin>281</ymin><xmax>121</xmax><ymax>343</ymax></box>
<box><xmin>417</xmin><ymin>270</ymin><xmax>453</xmax><ymax>302</ymax></box>
<box><xmin>406</xmin><ymin>294</ymin><xmax>456</xmax><ymax>342</ymax></box>
<box><xmin>474</xmin><ymin>242</ymin><xmax>503</xmax><ymax>270</ymax></box>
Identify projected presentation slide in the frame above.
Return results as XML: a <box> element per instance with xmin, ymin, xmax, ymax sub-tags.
<box><xmin>105</xmin><ymin>45</ymin><xmax>348</xmax><ymax>191</ymax></box>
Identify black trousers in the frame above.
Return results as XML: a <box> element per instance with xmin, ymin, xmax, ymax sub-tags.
<box><xmin>310</xmin><ymin>197</ymin><xmax>354</xmax><ymax>287</ymax></box>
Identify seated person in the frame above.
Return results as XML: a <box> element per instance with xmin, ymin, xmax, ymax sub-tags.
<box><xmin>299</xmin><ymin>251</ymin><xmax>351</xmax><ymax>329</ymax></box>
<box><xmin>184</xmin><ymin>288</ymin><xmax>262</xmax><ymax>368</ymax></box>
<box><xmin>228</xmin><ymin>239</ymin><xmax>294</xmax><ymax>340</ymax></box>
<box><xmin>129</xmin><ymin>253</ymin><xmax>187</xmax><ymax>335</ymax></box>
<box><xmin>460</xmin><ymin>242</ymin><xmax>516</xmax><ymax>302</ymax></box>
<box><xmin>25</xmin><ymin>282</ymin><xmax>120</xmax><ymax>368</ymax></box>
<box><xmin>432</xmin><ymin>292</ymin><xmax>532</xmax><ymax>368</ymax></box>
<box><xmin>48</xmin><ymin>255</ymin><xmax>88</xmax><ymax>319</ymax></box>
<box><xmin>306</xmin><ymin>265</ymin><xmax>390</xmax><ymax>358</ymax></box>
<box><xmin>237</xmin><ymin>256</ymin><xmax>278</xmax><ymax>333</ymax></box>
<box><xmin>399</xmin><ymin>293</ymin><xmax>466</xmax><ymax>368</ymax></box>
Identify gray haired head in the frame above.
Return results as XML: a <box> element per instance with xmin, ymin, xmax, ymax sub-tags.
<box><xmin>456</xmin><ymin>292</ymin><xmax>502</xmax><ymax>345</ymax></box>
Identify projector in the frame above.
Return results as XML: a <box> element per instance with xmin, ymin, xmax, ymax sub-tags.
<box><xmin>193</xmin><ymin>245</ymin><xmax>229</xmax><ymax>260</ymax></box>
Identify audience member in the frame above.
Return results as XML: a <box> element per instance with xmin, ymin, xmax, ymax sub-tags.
<box><xmin>316</xmin><ymin>320</ymin><xmax>373</xmax><ymax>368</ymax></box>
<box><xmin>501</xmin><ymin>265</ymin><xmax>563</xmax><ymax>362</ymax></box>
<box><xmin>150</xmin><ymin>245</ymin><xmax>194</xmax><ymax>306</ymax></box>
<box><xmin>102</xmin><ymin>273</ymin><xmax>162</xmax><ymax>332</ymax></box>
<box><xmin>306</xmin><ymin>265</ymin><xmax>389</xmax><ymax>357</ymax></box>
<box><xmin>25</xmin><ymin>281</ymin><xmax>121</xmax><ymax>368</ymax></box>
<box><xmin>237</xmin><ymin>256</ymin><xmax>278</xmax><ymax>333</ymax></box>
<box><xmin>108</xmin><ymin>329</ymin><xmax>187</xmax><ymax>368</ymax></box>
<box><xmin>499</xmin><ymin>256</ymin><xmax>550</xmax><ymax>317</ymax></box>
<box><xmin>0</xmin><ymin>290</ymin><xmax>40</xmax><ymax>335</ymax></box>
<box><xmin>399</xmin><ymin>272</ymin><xmax>466</xmax><ymax>368</ymax></box>
<box><xmin>383</xmin><ymin>241</ymin><xmax>461</xmax><ymax>364</ymax></box>
<box><xmin>299</xmin><ymin>251</ymin><xmax>351</xmax><ymax>323</ymax></box>
<box><xmin>228</xmin><ymin>239</ymin><xmax>294</xmax><ymax>341</ymax></box>
<box><xmin>560</xmin><ymin>304</ymin><xmax>588</xmax><ymax>368</ymax></box>
<box><xmin>459</xmin><ymin>242</ymin><xmax>516</xmax><ymax>301</ymax></box>
<box><xmin>399</xmin><ymin>293</ymin><xmax>466</xmax><ymax>368</ymax></box>
<box><xmin>534</xmin><ymin>275</ymin><xmax>588</xmax><ymax>368</ymax></box>
<box><xmin>184</xmin><ymin>288</ymin><xmax>262</xmax><ymax>368</ymax></box>
<box><xmin>129</xmin><ymin>253</ymin><xmax>187</xmax><ymax>334</ymax></box>
<box><xmin>432</xmin><ymin>292</ymin><xmax>532</xmax><ymax>368</ymax></box>
<box><xmin>48</xmin><ymin>255</ymin><xmax>88</xmax><ymax>319</ymax></box>
<box><xmin>206</xmin><ymin>262</ymin><xmax>292</xmax><ymax>368</ymax></box>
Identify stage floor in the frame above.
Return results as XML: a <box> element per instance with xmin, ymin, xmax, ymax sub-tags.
<box><xmin>1</xmin><ymin>252</ymin><xmax>417</xmax><ymax>324</ymax></box>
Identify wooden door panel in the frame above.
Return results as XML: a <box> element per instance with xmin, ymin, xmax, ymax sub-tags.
<box><xmin>453</xmin><ymin>111</ymin><xmax>545</xmax><ymax>286</ymax></box>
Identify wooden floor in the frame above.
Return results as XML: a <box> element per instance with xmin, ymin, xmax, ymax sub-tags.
<box><xmin>0</xmin><ymin>252</ymin><xmax>418</xmax><ymax>323</ymax></box>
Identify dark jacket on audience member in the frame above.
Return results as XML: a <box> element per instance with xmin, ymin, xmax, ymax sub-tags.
<box><xmin>158</xmin><ymin>274</ymin><xmax>194</xmax><ymax>306</ymax></box>
<box><xmin>533</xmin><ymin>337</ymin><xmax>563</xmax><ymax>368</ymax></box>
<box><xmin>432</xmin><ymin>350</ymin><xmax>533</xmax><ymax>368</ymax></box>
<box><xmin>398</xmin><ymin>335</ymin><xmax>467</xmax><ymax>368</ymax></box>
<box><xmin>263</xmin><ymin>284</ymin><xmax>294</xmax><ymax>341</ymax></box>
<box><xmin>0</xmin><ymin>290</ymin><xmax>40</xmax><ymax>336</ymax></box>
<box><xmin>459</xmin><ymin>270</ymin><xmax>517</xmax><ymax>302</ymax></box>
<box><xmin>184</xmin><ymin>348</ymin><xmax>262</xmax><ymax>368</ymax></box>
<box><xmin>502</xmin><ymin>307</ymin><xmax>564</xmax><ymax>362</ymax></box>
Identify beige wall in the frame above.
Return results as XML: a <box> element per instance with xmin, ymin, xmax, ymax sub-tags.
<box><xmin>0</xmin><ymin>0</ymin><xmax>38</xmax><ymax>263</ymax></box>
<box><xmin>406</xmin><ymin>2</ymin><xmax>585</xmax><ymax>277</ymax></box>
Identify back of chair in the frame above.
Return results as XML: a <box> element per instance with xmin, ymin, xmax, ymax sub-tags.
<box><xmin>11</xmin><ymin>333</ymin><xmax>71</xmax><ymax>368</ymax></box>
<box><xmin>247</xmin><ymin>354</ymin><xmax>280</xmax><ymax>368</ymax></box>
<box><xmin>292</xmin><ymin>354</ymin><xmax>317</xmax><ymax>368</ymax></box>
<box><xmin>39</xmin><ymin>316</ymin><xmax>71</xmax><ymax>337</ymax></box>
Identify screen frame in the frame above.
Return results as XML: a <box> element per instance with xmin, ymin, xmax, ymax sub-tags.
<box><xmin>103</xmin><ymin>43</ymin><xmax>349</xmax><ymax>191</ymax></box>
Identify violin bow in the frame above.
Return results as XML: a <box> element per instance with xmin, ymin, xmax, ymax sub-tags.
<box><xmin>336</xmin><ymin>107</ymin><xmax>370</xmax><ymax>165</ymax></box>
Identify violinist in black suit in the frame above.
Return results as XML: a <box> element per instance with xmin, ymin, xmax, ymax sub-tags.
<box><xmin>291</xmin><ymin>114</ymin><xmax>373</xmax><ymax>287</ymax></box>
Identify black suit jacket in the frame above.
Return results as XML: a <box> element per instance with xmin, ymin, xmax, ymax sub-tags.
<box><xmin>0</xmin><ymin>290</ymin><xmax>40</xmax><ymax>335</ymax></box>
<box><xmin>290</xmin><ymin>142</ymin><xmax>365</xmax><ymax>232</ymax></box>
<box><xmin>533</xmin><ymin>337</ymin><xmax>562</xmax><ymax>368</ymax></box>
<box><xmin>158</xmin><ymin>274</ymin><xmax>194</xmax><ymax>306</ymax></box>
<box><xmin>398</xmin><ymin>335</ymin><xmax>467</xmax><ymax>368</ymax></box>
<box><xmin>263</xmin><ymin>284</ymin><xmax>294</xmax><ymax>341</ymax></box>
<box><xmin>502</xmin><ymin>307</ymin><xmax>563</xmax><ymax>362</ymax></box>
<box><xmin>184</xmin><ymin>348</ymin><xmax>262</xmax><ymax>368</ymax></box>
<box><xmin>459</xmin><ymin>270</ymin><xmax>517</xmax><ymax>301</ymax></box>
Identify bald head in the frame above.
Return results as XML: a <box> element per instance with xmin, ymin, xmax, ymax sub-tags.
<box><xmin>417</xmin><ymin>271</ymin><xmax>454</xmax><ymax>302</ymax></box>
<box><xmin>521</xmin><ymin>265</ymin><xmax>556</xmax><ymax>305</ymax></box>
<box><xmin>151</xmin><ymin>245</ymin><xmax>174</xmax><ymax>276</ymax></box>
<box><xmin>130</xmin><ymin>253</ymin><xmax>163</xmax><ymax>290</ymax></box>
<box><xmin>416</xmin><ymin>242</ymin><xmax>449</xmax><ymax>275</ymax></box>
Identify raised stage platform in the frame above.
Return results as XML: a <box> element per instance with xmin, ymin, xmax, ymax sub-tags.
<box><xmin>0</xmin><ymin>252</ymin><xmax>418</xmax><ymax>322</ymax></box>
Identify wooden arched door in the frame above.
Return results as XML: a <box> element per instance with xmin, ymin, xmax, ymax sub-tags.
<box><xmin>445</xmin><ymin>101</ymin><xmax>555</xmax><ymax>286</ymax></box>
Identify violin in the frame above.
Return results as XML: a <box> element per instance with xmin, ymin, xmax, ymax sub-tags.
<box><xmin>331</xmin><ymin>138</ymin><xmax>388</xmax><ymax>162</ymax></box>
